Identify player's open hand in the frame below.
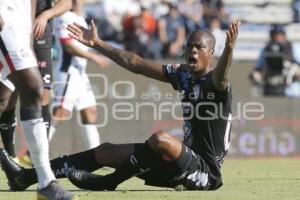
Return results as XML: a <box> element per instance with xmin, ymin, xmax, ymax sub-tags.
<box><xmin>0</xmin><ymin>14</ymin><xmax>4</xmax><ymax>32</ymax></box>
<box><xmin>33</xmin><ymin>12</ymin><xmax>50</xmax><ymax>38</ymax></box>
<box><xmin>226</xmin><ymin>20</ymin><xmax>241</xmax><ymax>49</ymax></box>
<box><xmin>67</xmin><ymin>19</ymin><xmax>98</xmax><ymax>48</ymax></box>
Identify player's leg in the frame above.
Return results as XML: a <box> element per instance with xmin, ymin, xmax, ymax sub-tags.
<box><xmin>18</xmin><ymin>43</ymin><xmax>53</xmax><ymax>171</ymax></box>
<box><xmin>50</xmin><ymin>106</ymin><xmax>72</xmax><ymax>140</ymax></box>
<box><xmin>6</xmin><ymin>70</ymin><xmax>77</xmax><ymax>199</ymax></box>
<box><xmin>101</xmin><ymin>131</ymin><xmax>183</xmax><ymax>187</ymax></box>
<box><xmin>0</xmin><ymin>3</ymin><xmax>76</xmax><ymax>199</ymax></box>
<box><xmin>0</xmin><ymin>93</ymin><xmax>18</xmax><ymax>158</ymax></box>
<box><xmin>0</xmin><ymin>142</ymin><xmax>137</xmax><ymax>190</ymax></box>
<box><xmin>9</xmin><ymin>68</ymin><xmax>56</xmax><ymax>186</ymax></box>
<box><xmin>77</xmin><ymin>73</ymin><xmax>101</xmax><ymax>149</ymax></box>
<box><xmin>68</xmin><ymin>132</ymin><xmax>223</xmax><ymax>191</ymax></box>
<box><xmin>0</xmin><ymin>81</ymin><xmax>17</xmax><ymax>158</ymax></box>
<box><xmin>35</xmin><ymin>46</ymin><xmax>52</xmax><ymax>135</ymax></box>
<box><xmin>0</xmin><ymin>7</ymin><xmax>54</xmax><ymax>190</ymax></box>
<box><xmin>67</xmin><ymin>131</ymin><xmax>185</xmax><ymax>190</ymax></box>
<box><xmin>49</xmin><ymin>68</ymin><xmax>74</xmax><ymax>141</ymax></box>
<box><xmin>0</xmin><ymin>80</ymin><xmax>34</xmax><ymax>168</ymax></box>
<box><xmin>79</xmin><ymin>106</ymin><xmax>101</xmax><ymax>150</ymax></box>
<box><xmin>0</xmin><ymin>79</ymin><xmax>14</xmax><ymax>112</ymax></box>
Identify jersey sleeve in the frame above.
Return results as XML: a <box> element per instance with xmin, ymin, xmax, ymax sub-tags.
<box><xmin>162</xmin><ymin>64</ymin><xmax>182</xmax><ymax>90</ymax></box>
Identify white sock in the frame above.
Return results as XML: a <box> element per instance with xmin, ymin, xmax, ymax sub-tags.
<box><xmin>21</xmin><ymin>118</ymin><xmax>56</xmax><ymax>189</ymax></box>
<box><xmin>80</xmin><ymin>124</ymin><xmax>100</xmax><ymax>150</ymax></box>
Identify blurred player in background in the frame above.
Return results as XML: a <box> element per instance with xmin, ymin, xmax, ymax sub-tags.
<box><xmin>49</xmin><ymin>0</ymin><xmax>110</xmax><ymax>149</ymax></box>
<box><xmin>0</xmin><ymin>0</ymin><xmax>73</xmax><ymax>168</ymax></box>
<box><xmin>0</xmin><ymin>0</ymin><xmax>77</xmax><ymax>199</ymax></box>
<box><xmin>249</xmin><ymin>24</ymin><xmax>300</xmax><ymax>97</ymax></box>
<box><xmin>0</xmin><ymin>20</ymin><xmax>240</xmax><ymax>192</ymax></box>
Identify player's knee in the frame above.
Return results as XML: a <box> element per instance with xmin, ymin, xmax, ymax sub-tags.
<box><xmin>22</xmin><ymin>83</ymin><xmax>43</xmax><ymax>104</ymax></box>
<box><xmin>52</xmin><ymin>107</ymin><xmax>71</xmax><ymax>121</ymax></box>
<box><xmin>149</xmin><ymin>131</ymin><xmax>172</xmax><ymax>150</ymax></box>
<box><xmin>80</xmin><ymin>107</ymin><xmax>97</xmax><ymax>124</ymax></box>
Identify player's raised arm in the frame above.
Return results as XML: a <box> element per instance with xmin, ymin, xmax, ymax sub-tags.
<box><xmin>212</xmin><ymin>21</ymin><xmax>241</xmax><ymax>91</ymax></box>
<box><xmin>33</xmin><ymin>0</ymin><xmax>72</xmax><ymax>38</ymax></box>
<box><xmin>0</xmin><ymin>14</ymin><xmax>4</xmax><ymax>31</ymax></box>
<box><xmin>67</xmin><ymin>20</ymin><xmax>167</xmax><ymax>82</ymax></box>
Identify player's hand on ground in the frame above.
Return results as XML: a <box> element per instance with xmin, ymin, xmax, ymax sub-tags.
<box><xmin>225</xmin><ymin>20</ymin><xmax>241</xmax><ymax>49</ymax></box>
<box><xmin>33</xmin><ymin>12</ymin><xmax>50</xmax><ymax>38</ymax></box>
<box><xmin>68</xmin><ymin>19</ymin><xmax>98</xmax><ymax>48</ymax></box>
<box><xmin>0</xmin><ymin>14</ymin><xmax>4</xmax><ymax>31</ymax></box>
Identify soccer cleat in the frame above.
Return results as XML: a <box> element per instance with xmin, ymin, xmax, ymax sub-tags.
<box><xmin>37</xmin><ymin>181</ymin><xmax>79</xmax><ymax>200</ymax></box>
<box><xmin>67</xmin><ymin>169</ymin><xmax>116</xmax><ymax>191</ymax></box>
<box><xmin>0</xmin><ymin>148</ymin><xmax>31</xmax><ymax>191</ymax></box>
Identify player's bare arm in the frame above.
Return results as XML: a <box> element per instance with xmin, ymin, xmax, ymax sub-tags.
<box><xmin>67</xmin><ymin>20</ymin><xmax>167</xmax><ymax>82</ymax></box>
<box><xmin>0</xmin><ymin>14</ymin><xmax>4</xmax><ymax>32</ymax></box>
<box><xmin>62</xmin><ymin>41</ymin><xmax>108</xmax><ymax>69</ymax></box>
<box><xmin>212</xmin><ymin>20</ymin><xmax>241</xmax><ymax>91</ymax></box>
<box><xmin>33</xmin><ymin>0</ymin><xmax>72</xmax><ymax>38</ymax></box>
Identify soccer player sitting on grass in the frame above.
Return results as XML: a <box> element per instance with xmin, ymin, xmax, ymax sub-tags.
<box><xmin>0</xmin><ymin>20</ymin><xmax>240</xmax><ymax>191</ymax></box>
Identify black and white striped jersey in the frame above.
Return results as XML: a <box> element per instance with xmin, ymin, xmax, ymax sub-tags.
<box><xmin>163</xmin><ymin>63</ymin><xmax>232</xmax><ymax>172</ymax></box>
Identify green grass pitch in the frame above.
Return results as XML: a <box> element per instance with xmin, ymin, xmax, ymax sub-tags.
<box><xmin>0</xmin><ymin>159</ymin><xmax>299</xmax><ymax>200</ymax></box>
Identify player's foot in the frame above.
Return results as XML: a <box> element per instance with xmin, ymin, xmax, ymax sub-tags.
<box><xmin>0</xmin><ymin>148</ymin><xmax>31</xmax><ymax>191</ymax></box>
<box><xmin>37</xmin><ymin>181</ymin><xmax>79</xmax><ymax>200</ymax></box>
<box><xmin>18</xmin><ymin>153</ymin><xmax>33</xmax><ymax>168</ymax></box>
<box><xmin>67</xmin><ymin>169</ymin><xmax>116</xmax><ymax>191</ymax></box>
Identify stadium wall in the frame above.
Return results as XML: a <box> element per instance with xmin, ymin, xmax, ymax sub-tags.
<box><xmin>7</xmin><ymin>61</ymin><xmax>300</xmax><ymax>159</ymax></box>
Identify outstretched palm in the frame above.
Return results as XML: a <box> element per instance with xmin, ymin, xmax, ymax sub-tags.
<box><xmin>67</xmin><ymin>20</ymin><xmax>98</xmax><ymax>47</ymax></box>
<box><xmin>226</xmin><ymin>20</ymin><xmax>241</xmax><ymax>49</ymax></box>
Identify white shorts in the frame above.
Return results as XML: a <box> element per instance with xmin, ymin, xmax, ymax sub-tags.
<box><xmin>0</xmin><ymin>2</ymin><xmax>37</xmax><ymax>79</ymax></box>
<box><xmin>52</xmin><ymin>67</ymin><xmax>96</xmax><ymax>112</ymax></box>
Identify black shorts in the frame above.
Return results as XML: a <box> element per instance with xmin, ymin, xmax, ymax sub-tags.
<box><xmin>34</xmin><ymin>22</ymin><xmax>53</xmax><ymax>90</ymax></box>
<box><xmin>34</xmin><ymin>48</ymin><xmax>52</xmax><ymax>89</ymax></box>
<box><xmin>137</xmin><ymin>145</ymin><xmax>223</xmax><ymax>191</ymax></box>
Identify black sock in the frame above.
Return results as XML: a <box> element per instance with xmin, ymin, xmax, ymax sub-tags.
<box><xmin>0</xmin><ymin>109</ymin><xmax>17</xmax><ymax>157</ymax></box>
<box><xmin>107</xmin><ymin>142</ymin><xmax>160</xmax><ymax>187</ymax></box>
<box><xmin>20</xmin><ymin>107</ymin><xmax>42</xmax><ymax>120</ymax></box>
<box><xmin>20</xmin><ymin>147</ymin><xmax>102</xmax><ymax>186</ymax></box>
<box><xmin>51</xmin><ymin>147</ymin><xmax>101</xmax><ymax>179</ymax></box>
<box><xmin>42</xmin><ymin>105</ymin><xmax>51</xmax><ymax>137</ymax></box>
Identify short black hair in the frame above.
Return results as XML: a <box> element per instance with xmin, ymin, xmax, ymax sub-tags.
<box><xmin>186</xmin><ymin>30</ymin><xmax>216</xmax><ymax>50</ymax></box>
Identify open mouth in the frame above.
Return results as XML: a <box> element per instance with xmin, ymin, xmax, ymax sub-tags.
<box><xmin>187</xmin><ymin>57</ymin><xmax>198</xmax><ymax>69</ymax></box>
<box><xmin>188</xmin><ymin>57</ymin><xmax>197</xmax><ymax>64</ymax></box>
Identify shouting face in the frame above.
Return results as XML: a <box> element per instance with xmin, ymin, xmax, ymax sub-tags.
<box><xmin>184</xmin><ymin>31</ymin><xmax>215</xmax><ymax>75</ymax></box>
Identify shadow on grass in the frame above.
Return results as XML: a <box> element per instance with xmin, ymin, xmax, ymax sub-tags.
<box><xmin>69</xmin><ymin>189</ymin><xmax>176</xmax><ymax>192</ymax></box>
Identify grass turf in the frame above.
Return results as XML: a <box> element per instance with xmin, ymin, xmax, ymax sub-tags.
<box><xmin>0</xmin><ymin>159</ymin><xmax>299</xmax><ymax>200</ymax></box>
